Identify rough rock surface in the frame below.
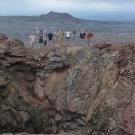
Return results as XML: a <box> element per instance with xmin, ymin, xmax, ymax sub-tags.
<box><xmin>0</xmin><ymin>35</ymin><xmax>135</xmax><ymax>135</ymax></box>
<box><xmin>0</xmin><ymin>33</ymin><xmax>8</xmax><ymax>43</ymax></box>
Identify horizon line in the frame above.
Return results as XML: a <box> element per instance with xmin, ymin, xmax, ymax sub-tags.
<box><xmin>0</xmin><ymin>11</ymin><xmax>135</xmax><ymax>22</ymax></box>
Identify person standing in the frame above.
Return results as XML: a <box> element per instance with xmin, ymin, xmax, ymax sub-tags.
<box><xmin>80</xmin><ymin>32</ymin><xmax>86</xmax><ymax>40</ymax></box>
<box><xmin>53</xmin><ymin>31</ymin><xmax>58</xmax><ymax>44</ymax></box>
<box><xmin>29</xmin><ymin>32</ymin><xmax>36</xmax><ymax>48</ymax></box>
<box><xmin>39</xmin><ymin>31</ymin><xmax>44</xmax><ymax>48</ymax></box>
<box><xmin>43</xmin><ymin>31</ymin><xmax>47</xmax><ymax>46</ymax></box>
<box><xmin>86</xmin><ymin>32</ymin><xmax>94</xmax><ymax>46</ymax></box>
<box><xmin>58</xmin><ymin>30</ymin><xmax>65</xmax><ymax>46</ymax></box>
<box><xmin>72</xmin><ymin>30</ymin><xmax>77</xmax><ymax>40</ymax></box>
<box><xmin>35</xmin><ymin>27</ymin><xmax>44</xmax><ymax>48</ymax></box>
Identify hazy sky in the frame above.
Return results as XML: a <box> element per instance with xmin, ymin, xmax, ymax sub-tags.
<box><xmin>0</xmin><ymin>0</ymin><xmax>135</xmax><ymax>21</ymax></box>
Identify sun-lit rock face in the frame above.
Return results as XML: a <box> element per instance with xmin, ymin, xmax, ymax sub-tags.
<box><xmin>0</xmin><ymin>35</ymin><xmax>135</xmax><ymax>135</ymax></box>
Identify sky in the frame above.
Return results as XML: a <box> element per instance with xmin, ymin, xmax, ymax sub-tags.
<box><xmin>0</xmin><ymin>0</ymin><xmax>135</xmax><ymax>21</ymax></box>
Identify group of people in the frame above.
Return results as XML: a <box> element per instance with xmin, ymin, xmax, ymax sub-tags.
<box><xmin>29</xmin><ymin>28</ymin><xmax>94</xmax><ymax>48</ymax></box>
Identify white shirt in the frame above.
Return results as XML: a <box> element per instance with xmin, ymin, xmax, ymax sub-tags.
<box><xmin>65</xmin><ymin>31</ymin><xmax>71</xmax><ymax>38</ymax></box>
<box><xmin>30</xmin><ymin>34</ymin><xmax>36</xmax><ymax>43</ymax></box>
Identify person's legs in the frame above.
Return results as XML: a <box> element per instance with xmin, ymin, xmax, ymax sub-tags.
<box><xmin>44</xmin><ymin>41</ymin><xmax>47</xmax><ymax>46</ymax></box>
<box><xmin>39</xmin><ymin>38</ymin><xmax>43</xmax><ymax>48</ymax></box>
<box><xmin>33</xmin><ymin>40</ymin><xmax>36</xmax><ymax>48</ymax></box>
<box><xmin>66</xmin><ymin>37</ymin><xmax>70</xmax><ymax>44</ymax></box>
<box><xmin>30</xmin><ymin>42</ymin><xmax>32</xmax><ymax>48</ymax></box>
<box><xmin>38</xmin><ymin>39</ymin><xmax>41</xmax><ymax>48</ymax></box>
<box><xmin>38</xmin><ymin>42</ymin><xmax>41</xmax><ymax>48</ymax></box>
<box><xmin>60</xmin><ymin>38</ymin><xmax>63</xmax><ymax>46</ymax></box>
<box><xmin>48</xmin><ymin>38</ymin><xmax>51</xmax><ymax>46</ymax></box>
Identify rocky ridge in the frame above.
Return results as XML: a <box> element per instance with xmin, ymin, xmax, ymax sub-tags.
<box><xmin>0</xmin><ymin>34</ymin><xmax>135</xmax><ymax>135</ymax></box>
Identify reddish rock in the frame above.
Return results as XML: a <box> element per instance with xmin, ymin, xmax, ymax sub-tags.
<box><xmin>0</xmin><ymin>35</ymin><xmax>135</xmax><ymax>135</ymax></box>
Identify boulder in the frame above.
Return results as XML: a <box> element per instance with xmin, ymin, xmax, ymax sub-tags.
<box><xmin>5</xmin><ymin>39</ymin><xmax>26</xmax><ymax>57</ymax></box>
<box><xmin>0</xmin><ymin>43</ymin><xmax>8</xmax><ymax>57</ymax></box>
<box><xmin>0</xmin><ymin>33</ymin><xmax>8</xmax><ymax>43</ymax></box>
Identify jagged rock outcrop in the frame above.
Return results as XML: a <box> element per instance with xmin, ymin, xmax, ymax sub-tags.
<box><xmin>0</xmin><ymin>35</ymin><xmax>135</xmax><ymax>135</ymax></box>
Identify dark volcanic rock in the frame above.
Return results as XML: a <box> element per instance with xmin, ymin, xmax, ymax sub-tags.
<box><xmin>0</xmin><ymin>35</ymin><xmax>135</xmax><ymax>135</ymax></box>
